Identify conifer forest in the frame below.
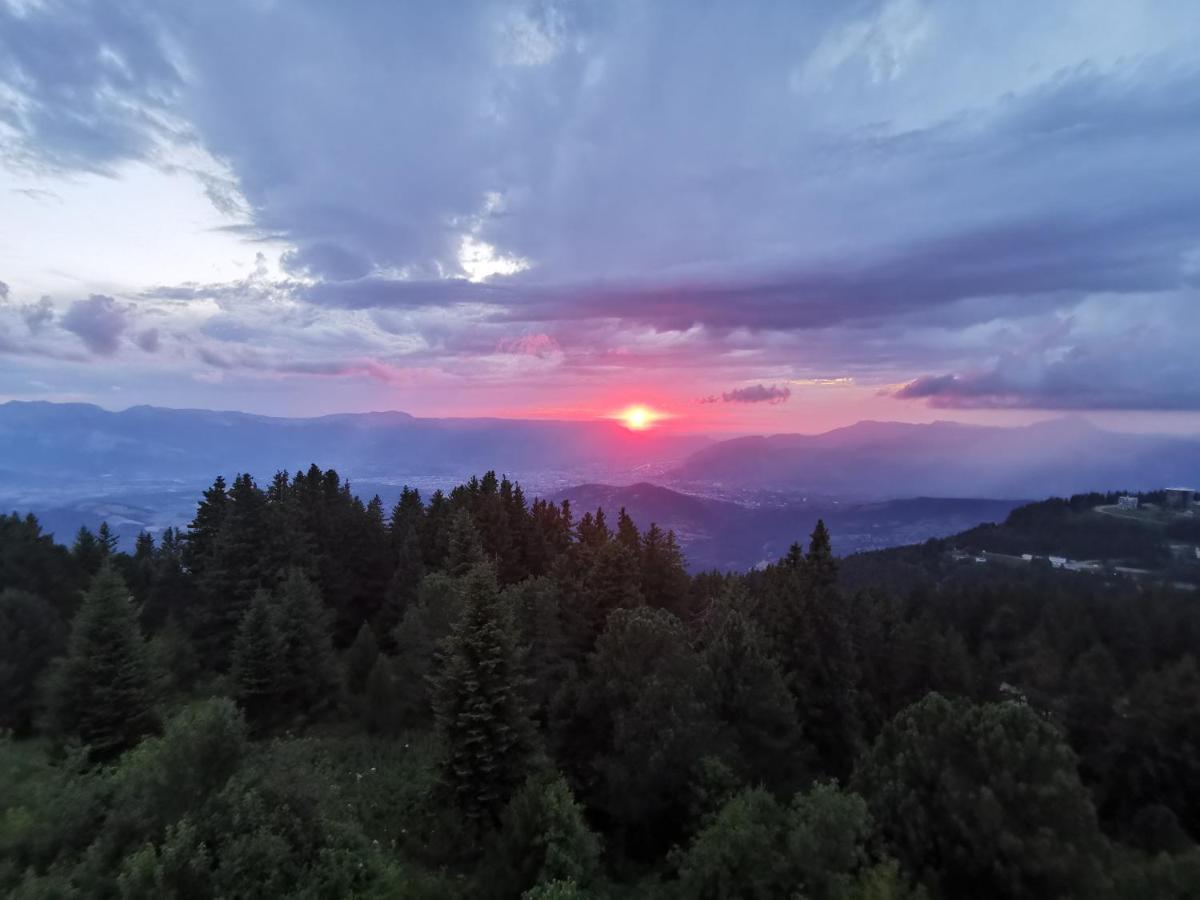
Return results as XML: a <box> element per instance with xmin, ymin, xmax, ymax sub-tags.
<box><xmin>2</xmin><ymin>467</ymin><xmax>1199</xmax><ymax>898</ymax></box>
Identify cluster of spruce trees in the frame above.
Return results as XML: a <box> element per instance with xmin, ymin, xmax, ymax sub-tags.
<box><xmin>1</xmin><ymin>469</ymin><xmax>1199</xmax><ymax>898</ymax></box>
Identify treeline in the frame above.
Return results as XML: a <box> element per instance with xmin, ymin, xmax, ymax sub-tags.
<box><xmin>1</xmin><ymin>470</ymin><xmax>1199</xmax><ymax>898</ymax></box>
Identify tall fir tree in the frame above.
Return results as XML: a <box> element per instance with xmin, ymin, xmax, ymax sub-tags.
<box><xmin>73</xmin><ymin>525</ymin><xmax>104</xmax><ymax>576</ymax></box>
<box><xmin>702</xmin><ymin>591</ymin><xmax>807</xmax><ymax>792</ymax></box>
<box><xmin>97</xmin><ymin>521</ymin><xmax>119</xmax><ymax>557</ymax></box>
<box><xmin>616</xmin><ymin>507</ymin><xmax>641</xmax><ymax>553</ymax></box>
<box><xmin>640</xmin><ymin>524</ymin><xmax>691</xmax><ymax>617</ymax></box>
<box><xmin>49</xmin><ymin>564</ymin><xmax>159</xmax><ymax>758</ymax></box>
<box><xmin>230</xmin><ymin>589</ymin><xmax>284</xmax><ymax>726</ymax></box>
<box><xmin>806</xmin><ymin>519</ymin><xmax>838</xmax><ymax>587</ymax></box>
<box><xmin>183</xmin><ymin>475</ymin><xmax>228</xmax><ymax>573</ymax></box>
<box><xmin>273</xmin><ymin>568</ymin><xmax>339</xmax><ymax>714</ymax></box>
<box><xmin>446</xmin><ymin>508</ymin><xmax>486</xmax><ymax>576</ymax></box>
<box><xmin>577</xmin><ymin>540</ymin><xmax>643</xmax><ymax>648</ymax></box>
<box><xmin>379</xmin><ymin>521</ymin><xmax>424</xmax><ymax>642</ymax></box>
<box><xmin>432</xmin><ymin>563</ymin><xmax>535</xmax><ymax>825</ymax></box>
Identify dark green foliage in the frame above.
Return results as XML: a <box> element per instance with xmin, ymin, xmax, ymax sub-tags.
<box><xmin>575</xmin><ymin>605</ymin><xmax>717</xmax><ymax>856</ymax></box>
<box><xmin>186</xmin><ymin>473</ymin><xmax>271</xmax><ymax>669</ymax></box>
<box><xmin>674</xmin><ymin>782</ymin><xmax>878</xmax><ymax>900</ymax></box>
<box><xmin>380</xmin><ymin>520</ymin><xmax>424</xmax><ymax>641</ymax></box>
<box><xmin>6</xmin><ymin>469</ymin><xmax>1200</xmax><ymax>898</ymax></box>
<box><xmin>101</xmin><ymin>698</ymin><xmax>248</xmax><ymax>858</ymax></box>
<box><xmin>673</xmin><ymin>787</ymin><xmax>792</xmax><ymax>899</ymax></box>
<box><xmin>73</xmin><ymin>525</ymin><xmax>105</xmax><ymax>576</ymax></box>
<box><xmin>346</xmin><ymin>621</ymin><xmax>381</xmax><ymax>693</ymax></box>
<box><xmin>578</xmin><ymin>539</ymin><xmax>643</xmax><ymax>645</ymax></box>
<box><xmin>0</xmin><ymin>512</ymin><xmax>82</xmax><ymax>619</ymax></box>
<box><xmin>48</xmin><ymin>564</ymin><xmax>159</xmax><ymax>759</ymax></box>
<box><xmin>806</xmin><ymin>518</ymin><xmax>838</xmax><ymax>586</ymax></box>
<box><xmin>391</xmin><ymin>571</ymin><xmax>465</xmax><ymax>725</ymax></box>
<box><xmin>1110</xmin><ymin>847</ymin><xmax>1200</xmax><ymax>900</ymax></box>
<box><xmin>759</xmin><ymin>549</ymin><xmax>862</xmax><ymax>779</ymax></box>
<box><xmin>97</xmin><ymin>521</ymin><xmax>119</xmax><ymax>557</ymax></box>
<box><xmin>230</xmin><ymin>590</ymin><xmax>284</xmax><ymax>726</ymax></box>
<box><xmin>273</xmin><ymin>567</ymin><xmax>339</xmax><ymax>713</ymax></box>
<box><xmin>486</xmin><ymin>772</ymin><xmax>602</xmax><ymax>899</ymax></box>
<box><xmin>447</xmin><ymin>508</ymin><xmax>487</xmax><ymax>576</ymax></box>
<box><xmin>640</xmin><ymin>523</ymin><xmax>691</xmax><ymax>617</ymax></box>
<box><xmin>364</xmin><ymin>655</ymin><xmax>402</xmax><ymax>736</ymax></box>
<box><xmin>0</xmin><ymin>588</ymin><xmax>64</xmax><ymax>733</ymax></box>
<box><xmin>503</xmin><ymin>577</ymin><xmax>573</xmax><ymax>725</ymax></box>
<box><xmin>701</xmin><ymin>590</ymin><xmax>806</xmax><ymax>792</ymax></box>
<box><xmin>1107</xmin><ymin>655</ymin><xmax>1200</xmax><ymax>839</ymax></box>
<box><xmin>432</xmin><ymin>563</ymin><xmax>535</xmax><ymax>825</ymax></box>
<box><xmin>856</xmin><ymin>692</ymin><xmax>1106</xmax><ymax>899</ymax></box>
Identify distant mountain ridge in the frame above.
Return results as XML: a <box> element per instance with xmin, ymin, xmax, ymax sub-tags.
<box><xmin>0</xmin><ymin>400</ymin><xmax>709</xmax><ymax>486</ymax></box>
<box><xmin>670</xmin><ymin>417</ymin><xmax>1200</xmax><ymax>499</ymax></box>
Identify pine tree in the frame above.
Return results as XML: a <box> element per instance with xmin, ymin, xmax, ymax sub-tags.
<box><xmin>640</xmin><ymin>524</ymin><xmax>691</xmax><ymax>617</ymax></box>
<box><xmin>703</xmin><ymin>592</ymin><xmax>806</xmax><ymax>792</ymax></box>
<box><xmin>432</xmin><ymin>563</ymin><xmax>534</xmax><ymax>825</ymax></box>
<box><xmin>422</xmin><ymin>489</ymin><xmax>453</xmax><ymax>570</ymax></box>
<box><xmin>49</xmin><ymin>563</ymin><xmax>159</xmax><ymax>758</ymax></box>
<box><xmin>184</xmin><ymin>475</ymin><xmax>228</xmax><ymax>573</ymax></box>
<box><xmin>578</xmin><ymin>540</ymin><xmax>643</xmax><ymax>646</ymax></box>
<box><xmin>345</xmin><ymin>621</ymin><xmax>380</xmax><ymax>693</ymax></box>
<box><xmin>274</xmin><ymin>567</ymin><xmax>339</xmax><ymax>713</ymax></box>
<box><xmin>616</xmin><ymin>507</ymin><xmax>641</xmax><ymax>553</ymax></box>
<box><xmin>0</xmin><ymin>588</ymin><xmax>64</xmax><ymax>734</ymax></box>
<box><xmin>379</xmin><ymin>521</ymin><xmax>424</xmax><ymax>642</ymax></box>
<box><xmin>186</xmin><ymin>474</ymin><xmax>270</xmax><ymax>671</ymax></box>
<box><xmin>806</xmin><ymin>519</ymin><xmax>837</xmax><ymax>587</ymax></box>
<box><xmin>73</xmin><ymin>525</ymin><xmax>104</xmax><ymax>575</ymax></box>
<box><xmin>97</xmin><ymin>521</ymin><xmax>119</xmax><ymax>557</ymax></box>
<box><xmin>446</xmin><ymin>508</ymin><xmax>486</xmax><ymax>576</ymax></box>
<box><xmin>390</xmin><ymin>485</ymin><xmax>424</xmax><ymax>547</ymax></box>
<box><xmin>231</xmin><ymin>589</ymin><xmax>284</xmax><ymax>726</ymax></box>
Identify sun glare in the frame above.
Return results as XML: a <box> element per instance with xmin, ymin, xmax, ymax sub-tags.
<box><xmin>620</xmin><ymin>405</ymin><xmax>657</xmax><ymax>430</ymax></box>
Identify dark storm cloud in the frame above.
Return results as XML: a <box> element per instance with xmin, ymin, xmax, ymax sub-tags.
<box><xmin>60</xmin><ymin>294</ymin><xmax>130</xmax><ymax>355</ymax></box>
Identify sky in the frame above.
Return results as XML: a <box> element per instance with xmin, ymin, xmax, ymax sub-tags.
<box><xmin>2</xmin><ymin>0</ymin><xmax>1200</xmax><ymax>434</ymax></box>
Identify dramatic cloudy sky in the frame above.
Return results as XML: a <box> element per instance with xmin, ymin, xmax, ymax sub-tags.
<box><xmin>2</xmin><ymin>0</ymin><xmax>1200</xmax><ymax>432</ymax></box>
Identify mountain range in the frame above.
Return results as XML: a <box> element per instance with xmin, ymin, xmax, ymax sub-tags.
<box><xmin>0</xmin><ymin>401</ymin><xmax>708</xmax><ymax>490</ymax></box>
<box><xmin>2</xmin><ymin>401</ymin><xmax>1196</xmax><ymax>568</ymax></box>
<box><xmin>669</xmin><ymin>417</ymin><xmax>1200</xmax><ymax>499</ymax></box>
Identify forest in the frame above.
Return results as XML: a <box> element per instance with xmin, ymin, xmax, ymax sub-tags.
<box><xmin>2</xmin><ymin>466</ymin><xmax>1199</xmax><ymax>899</ymax></box>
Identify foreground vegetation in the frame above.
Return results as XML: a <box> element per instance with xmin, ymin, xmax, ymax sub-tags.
<box><xmin>2</xmin><ymin>467</ymin><xmax>1199</xmax><ymax>898</ymax></box>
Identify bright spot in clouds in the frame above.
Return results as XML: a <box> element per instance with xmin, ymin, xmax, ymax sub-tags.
<box><xmin>458</xmin><ymin>235</ymin><xmax>530</xmax><ymax>282</ymax></box>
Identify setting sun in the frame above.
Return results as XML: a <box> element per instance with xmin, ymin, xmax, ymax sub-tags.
<box><xmin>620</xmin><ymin>405</ymin><xmax>658</xmax><ymax>430</ymax></box>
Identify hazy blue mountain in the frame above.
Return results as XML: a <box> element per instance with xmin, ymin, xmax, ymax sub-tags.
<box><xmin>553</xmin><ymin>481</ymin><xmax>1024</xmax><ymax>571</ymax></box>
<box><xmin>670</xmin><ymin>418</ymin><xmax>1200</xmax><ymax>499</ymax></box>
<box><xmin>0</xmin><ymin>401</ymin><xmax>710</xmax><ymax>487</ymax></box>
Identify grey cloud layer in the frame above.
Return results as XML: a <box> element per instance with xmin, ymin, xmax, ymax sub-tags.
<box><xmin>60</xmin><ymin>295</ymin><xmax>129</xmax><ymax>356</ymax></box>
<box><xmin>4</xmin><ymin>1</ymin><xmax>1200</xmax><ymax>410</ymax></box>
<box><xmin>703</xmin><ymin>384</ymin><xmax>793</xmax><ymax>405</ymax></box>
